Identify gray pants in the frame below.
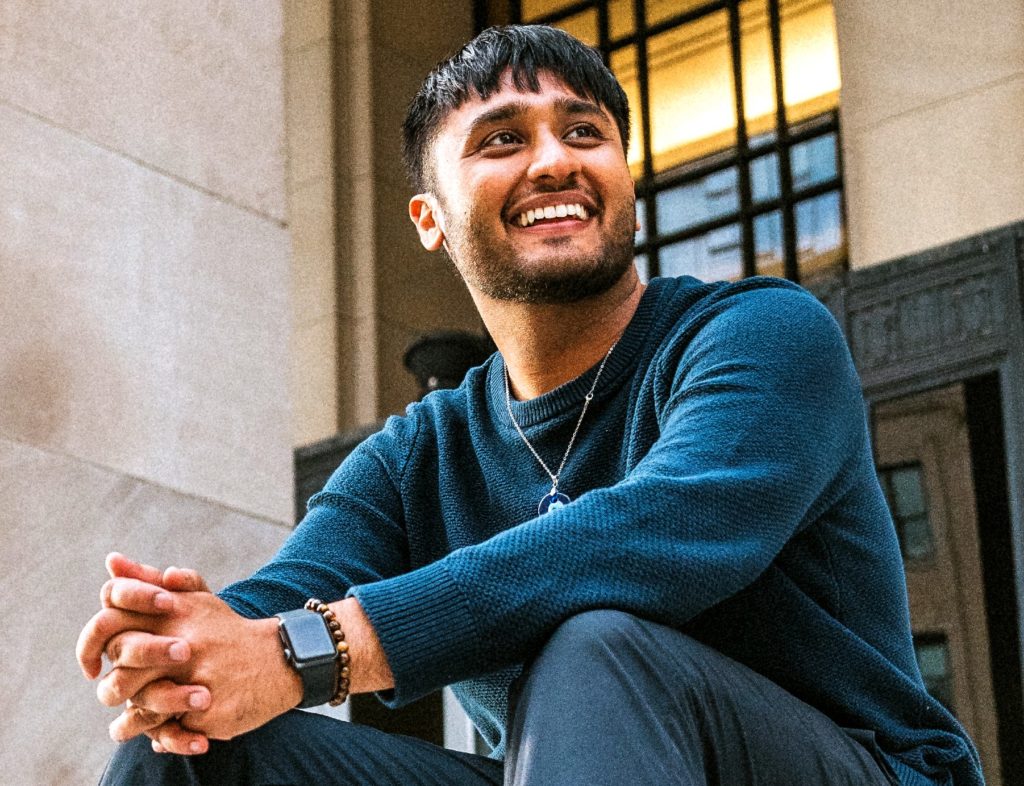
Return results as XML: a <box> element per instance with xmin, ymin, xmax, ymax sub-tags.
<box><xmin>101</xmin><ymin>610</ymin><xmax>897</xmax><ymax>785</ymax></box>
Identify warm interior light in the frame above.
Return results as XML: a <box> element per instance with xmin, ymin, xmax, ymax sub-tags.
<box><xmin>637</xmin><ymin>0</ymin><xmax>841</xmax><ymax>172</ymax></box>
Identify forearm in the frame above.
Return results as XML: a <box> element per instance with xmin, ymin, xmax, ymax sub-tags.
<box><xmin>327</xmin><ymin>596</ymin><xmax>394</xmax><ymax>693</ymax></box>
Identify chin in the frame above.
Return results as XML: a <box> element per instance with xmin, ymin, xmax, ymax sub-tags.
<box><xmin>481</xmin><ymin>255</ymin><xmax>633</xmax><ymax>305</ymax></box>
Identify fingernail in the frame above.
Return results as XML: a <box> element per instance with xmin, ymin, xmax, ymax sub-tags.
<box><xmin>152</xmin><ymin>740</ymin><xmax>165</xmax><ymax>753</ymax></box>
<box><xmin>189</xmin><ymin>740</ymin><xmax>203</xmax><ymax>754</ymax></box>
<box><xmin>154</xmin><ymin>592</ymin><xmax>172</xmax><ymax>611</ymax></box>
<box><xmin>168</xmin><ymin>641</ymin><xmax>188</xmax><ymax>662</ymax></box>
<box><xmin>189</xmin><ymin>691</ymin><xmax>207</xmax><ymax>709</ymax></box>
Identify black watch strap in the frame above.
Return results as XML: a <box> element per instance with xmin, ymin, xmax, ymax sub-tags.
<box><xmin>276</xmin><ymin>609</ymin><xmax>338</xmax><ymax>708</ymax></box>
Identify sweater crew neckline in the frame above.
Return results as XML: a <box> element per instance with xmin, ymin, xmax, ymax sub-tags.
<box><xmin>490</xmin><ymin>278</ymin><xmax>670</xmax><ymax>428</ymax></box>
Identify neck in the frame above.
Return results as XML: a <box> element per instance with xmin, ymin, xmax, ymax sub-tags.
<box><xmin>474</xmin><ymin>271</ymin><xmax>646</xmax><ymax>400</ymax></box>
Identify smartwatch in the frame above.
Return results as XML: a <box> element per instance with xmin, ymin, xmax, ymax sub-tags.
<box><xmin>276</xmin><ymin>608</ymin><xmax>338</xmax><ymax>708</ymax></box>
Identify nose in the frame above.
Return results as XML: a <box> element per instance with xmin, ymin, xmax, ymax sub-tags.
<box><xmin>526</xmin><ymin>130</ymin><xmax>582</xmax><ymax>186</ymax></box>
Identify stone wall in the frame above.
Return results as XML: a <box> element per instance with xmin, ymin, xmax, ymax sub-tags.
<box><xmin>0</xmin><ymin>2</ymin><xmax>293</xmax><ymax>782</ymax></box>
<box><xmin>835</xmin><ymin>1</ymin><xmax>1024</xmax><ymax>269</ymax></box>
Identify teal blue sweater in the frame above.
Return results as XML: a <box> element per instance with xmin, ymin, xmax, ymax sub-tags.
<box><xmin>221</xmin><ymin>276</ymin><xmax>982</xmax><ymax>785</ymax></box>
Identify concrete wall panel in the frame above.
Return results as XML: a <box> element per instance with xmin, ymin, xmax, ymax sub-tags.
<box><xmin>835</xmin><ymin>1</ymin><xmax>1024</xmax><ymax>133</ymax></box>
<box><xmin>0</xmin><ymin>437</ymin><xmax>288</xmax><ymax>785</ymax></box>
<box><xmin>0</xmin><ymin>1</ymin><xmax>287</xmax><ymax>219</ymax></box>
<box><xmin>0</xmin><ymin>105</ymin><xmax>293</xmax><ymax>522</ymax></box>
<box><xmin>843</xmin><ymin>74</ymin><xmax>1024</xmax><ymax>266</ymax></box>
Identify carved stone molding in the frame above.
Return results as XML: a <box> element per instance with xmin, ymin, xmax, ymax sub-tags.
<box><xmin>845</xmin><ymin>224</ymin><xmax>1024</xmax><ymax>397</ymax></box>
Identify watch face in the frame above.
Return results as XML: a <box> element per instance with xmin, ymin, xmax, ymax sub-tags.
<box><xmin>284</xmin><ymin>612</ymin><xmax>336</xmax><ymax>663</ymax></box>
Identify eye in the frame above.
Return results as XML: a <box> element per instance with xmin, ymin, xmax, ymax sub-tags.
<box><xmin>565</xmin><ymin>124</ymin><xmax>603</xmax><ymax>142</ymax></box>
<box><xmin>481</xmin><ymin>130</ymin><xmax>522</xmax><ymax>149</ymax></box>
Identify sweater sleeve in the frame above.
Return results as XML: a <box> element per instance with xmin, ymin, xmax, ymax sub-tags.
<box><xmin>217</xmin><ymin>418</ymin><xmax>415</xmax><ymax>619</ymax></box>
<box><xmin>349</xmin><ymin>286</ymin><xmax>872</xmax><ymax>705</ymax></box>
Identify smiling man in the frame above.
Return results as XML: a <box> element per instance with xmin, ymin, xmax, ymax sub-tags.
<box><xmin>79</xmin><ymin>25</ymin><xmax>982</xmax><ymax>786</ymax></box>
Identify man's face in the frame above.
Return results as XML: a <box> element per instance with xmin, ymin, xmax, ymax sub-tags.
<box><xmin>421</xmin><ymin>71</ymin><xmax>637</xmax><ymax>304</ymax></box>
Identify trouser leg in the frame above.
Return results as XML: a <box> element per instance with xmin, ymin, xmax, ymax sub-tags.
<box><xmin>504</xmin><ymin>610</ymin><xmax>896</xmax><ymax>786</ymax></box>
<box><xmin>99</xmin><ymin>709</ymin><xmax>503</xmax><ymax>786</ymax></box>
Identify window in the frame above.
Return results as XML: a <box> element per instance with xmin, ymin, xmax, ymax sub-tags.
<box><xmin>877</xmin><ymin>463</ymin><xmax>936</xmax><ymax>564</ymax></box>
<box><xmin>913</xmin><ymin>633</ymin><xmax>956</xmax><ymax>715</ymax></box>
<box><xmin>479</xmin><ymin>0</ymin><xmax>846</xmax><ymax>284</ymax></box>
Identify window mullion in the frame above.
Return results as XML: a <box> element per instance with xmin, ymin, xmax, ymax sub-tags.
<box><xmin>768</xmin><ymin>0</ymin><xmax>798</xmax><ymax>282</ymax></box>
<box><xmin>728</xmin><ymin>1</ymin><xmax>755</xmax><ymax>278</ymax></box>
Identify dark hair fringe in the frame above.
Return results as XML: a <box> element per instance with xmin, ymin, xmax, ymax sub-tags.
<box><xmin>402</xmin><ymin>25</ymin><xmax>630</xmax><ymax>191</ymax></box>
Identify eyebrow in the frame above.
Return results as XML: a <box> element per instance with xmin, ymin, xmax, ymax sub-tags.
<box><xmin>463</xmin><ymin>96</ymin><xmax>609</xmax><ymax>140</ymax></box>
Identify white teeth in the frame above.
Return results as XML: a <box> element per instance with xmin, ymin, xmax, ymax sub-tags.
<box><xmin>515</xmin><ymin>203</ymin><xmax>590</xmax><ymax>226</ymax></box>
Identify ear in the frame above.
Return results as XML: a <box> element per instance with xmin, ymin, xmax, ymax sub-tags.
<box><xmin>409</xmin><ymin>193</ymin><xmax>446</xmax><ymax>252</ymax></box>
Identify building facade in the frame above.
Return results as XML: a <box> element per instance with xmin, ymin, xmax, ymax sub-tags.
<box><xmin>1</xmin><ymin>2</ymin><xmax>1021</xmax><ymax>783</ymax></box>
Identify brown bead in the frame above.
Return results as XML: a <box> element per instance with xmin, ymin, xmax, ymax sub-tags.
<box><xmin>336</xmin><ymin>641</ymin><xmax>349</xmax><ymax>653</ymax></box>
<box><xmin>339</xmin><ymin>666</ymin><xmax>350</xmax><ymax>678</ymax></box>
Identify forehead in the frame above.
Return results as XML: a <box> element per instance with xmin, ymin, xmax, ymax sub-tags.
<box><xmin>435</xmin><ymin>70</ymin><xmax>611</xmax><ymax>143</ymax></box>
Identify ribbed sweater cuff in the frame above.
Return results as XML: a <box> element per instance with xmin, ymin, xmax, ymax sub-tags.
<box><xmin>347</xmin><ymin>560</ymin><xmax>481</xmax><ymax>707</ymax></box>
<box><xmin>886</xmin><ymin>756</ymin><xmax>930</xmax><ymax>786</ymax></box>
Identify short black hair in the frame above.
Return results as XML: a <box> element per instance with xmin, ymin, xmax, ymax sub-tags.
<box><xmin>402</xmin><ymin>25</ymin><xmax>630</xmax><ymax>192</ymax></box>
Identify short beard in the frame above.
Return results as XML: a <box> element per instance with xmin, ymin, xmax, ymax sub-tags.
<box><xmin>443</xmin><ymin>200</ymin><xmax>637</xmax><ymax>306</ymax></box>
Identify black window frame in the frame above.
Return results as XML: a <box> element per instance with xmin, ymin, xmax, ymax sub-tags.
<box><xmin>476</xmin><ymin>0</ymin><xmax>847</xmax><ymax>284</ymax></box>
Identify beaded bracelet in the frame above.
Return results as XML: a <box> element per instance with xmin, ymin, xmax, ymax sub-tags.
<box><xmin>305</xmin><ymin>598</ymin><xmax>351</xmax><ymax>706</ymax></box>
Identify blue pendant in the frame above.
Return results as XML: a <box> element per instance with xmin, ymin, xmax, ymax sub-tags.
<box><xmin>538</xmin><ymin>491</ymin><xmax>571</xmax><ymax>515</ymax></box>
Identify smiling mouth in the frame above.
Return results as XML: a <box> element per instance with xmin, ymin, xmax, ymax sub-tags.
<box><xmin>514</xmin><ymin>202</ymin><xmax>590</xmax><ymax>227</ymax></box>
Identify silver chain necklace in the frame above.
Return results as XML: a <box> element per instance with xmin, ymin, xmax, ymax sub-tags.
<box><xmin>504</xmin><ymin>338</ymin><xmax>620</xmax><ymax>515</ymax></box>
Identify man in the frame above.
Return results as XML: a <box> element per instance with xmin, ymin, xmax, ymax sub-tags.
<box><xmin>78</xmin><ymin>25</ymin><xmax>982</xmax><ymax>785</ymax></box>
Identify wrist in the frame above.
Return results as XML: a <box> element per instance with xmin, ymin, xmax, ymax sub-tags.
<box><xmin>329</xmin><ymin>597</ymin><xmax>394</xmax><ymax>693</ymax></box>
<box><xmin>259</xmin><ymin>617</ymin><xmax>303</xmax><ymax>711</ymax></box>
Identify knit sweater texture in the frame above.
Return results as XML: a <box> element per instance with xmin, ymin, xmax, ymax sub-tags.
<box><xmin>221</xmin><ymin>275</ymin><xmax>982</xmax><ymax>785</ymax></box>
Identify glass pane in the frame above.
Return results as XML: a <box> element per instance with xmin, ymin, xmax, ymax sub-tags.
<box><xmin>648</xmin><ymin>0</ymin><xmax>716</xmax><ymax>28</ymax></box>
<box><xmin>902</xmin><ymin>515</ymin><xmax>936</xmax><ymax>561</ymax></box>
<box><xmin>891</xmin><ymin>466</ymin><xmax>927</xmax><ymax>516</ymax></box>
<box><xmin>660</xmin><ymin>224</ymin><xmax>743</xmax><ymax>282</ymax></box>
<box><xmin>795</xmin><ymin>190</ymin><xmax>844</xmax><ymax>281</ymax></box>
<box><xmin>750</xmin><ymin>152</ymin><xmax>780</xmax><ymax>202</ymax></box>
<box><xmin>635</xmin><ymin>196</ymin><xmax>648</xmax><ymax>245</ymax></box>
<box><xmin>609</xmin><ymin>0</ymin><xmax>635</xmax><ymax>40</ymax></box>
<box><xmin>739</xmin><ymin>0</ymin><xmax>777</xmax><ymax>139</ymax></box>
<box><xmin>521</xmin><ymin>0</ymin><xmax>579</xmax><ymax>20</ymax></box>
<box><xmin>647</xmin><ymin>11</ymin><xmax>737</xmax><ymax>171</ymax></box>
<box><xmin>656</xmin><ymin>167</ymin><xmax>739</xmax><ymax>236</ymax></box>
<box><xmin>552</xmin><ymin>9</ymin><xmax>599</xmax><ymax>48</ymax></box>
<box><xmin>610</xmin><ymin>47</ymin><xmax>645</xmax><ymax>178</ymax></box>
<box><xmin>635</xmin><ymin>254</ymin><xmax>650</xmax><ymax>283</ymax></box>
<box><xmin>790</xmin><ymin>133</ymin><xmax>838</xmax><ymax>191</ymax></box>
<box><xmin>780</xmin><ymin>0</ymin><xmax>841</xmax><ymax>124</ymax></box>
<box><xmin>754</xmin><ymin>210</ymin><xmax>783</xmax><ymax>277</ymax></box>
<box><xmin>914</xmin><ymin>637</ymin><xmax>955</xmax><ymax>712</ymax></box>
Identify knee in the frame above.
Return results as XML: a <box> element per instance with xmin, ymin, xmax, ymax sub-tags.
<box><xmin>100</xmin><ymin>735</ymin><xmax>176</xmax><ymax>786</ymax></box>
<box><xmin>531</xmin><ymin>610</ymin><xmax>718</xmax><ymax>697</ymax></box>
<box><xmin>542</xmin><ymin>609</ymin><xmax>640</xmax><ymax>658</ymax></box>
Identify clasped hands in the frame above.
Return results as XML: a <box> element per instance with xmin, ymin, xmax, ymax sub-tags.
<box><xmin>76</xmin><ymin>553</ymin><xmax>302</xmax><ymax>755</ymax></box>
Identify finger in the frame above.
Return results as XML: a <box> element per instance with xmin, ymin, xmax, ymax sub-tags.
<box><xmin>106</xmin><ymin>553</ymin><xmax>165</xmax><ymax>585</ymax></box>
<box><xmin>108</xmin><ymin>702</ymin><xmax>171</xmax><ymax>743</ymax></box>
<box><xmin>132</xmin><ymin>679</ymin><xmax>210</xmax><ymax>716</ymax></box>
<box><xmin>105</xmin><ymin>631</ymin><xmax>191</xmax><ymax>670</ymax></box>
<box><xmin>162</xmin><ymin>566</ymin><xmax>210</xmax><ymax>593</ymax></box>
<box><xmin>101</xmin><ymin>577</ymin><xmax>175</xmax><ymax>614</ymax></box>
<box><xmin>147</xmin><ymin>719</ymin><xmax>209</xmax><ymax>756</ymax></box>
<box><xmin>77</xmin><ymin>607</ymin><xmax>156</xmax><ymax>679</ymax></box>
<box><xmin>99</xmin><ymin>666</ymin><xmax>168</xmax><ymax>707</ymax></box>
